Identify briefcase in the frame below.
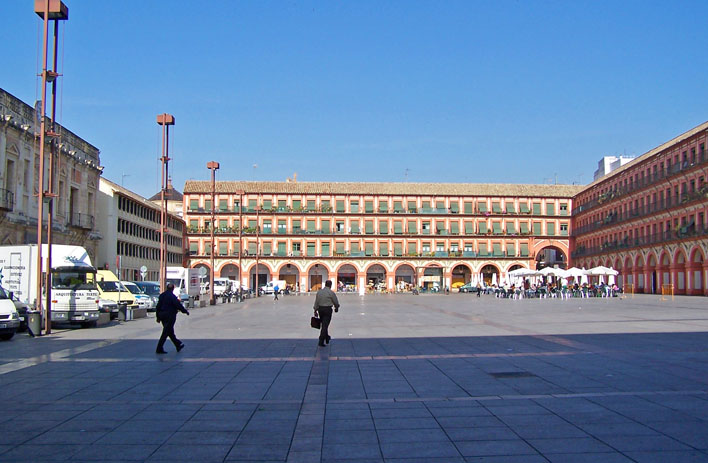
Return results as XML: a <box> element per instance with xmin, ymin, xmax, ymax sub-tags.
<box><xmin>310</xmin><ymin>316</ymin><xmax>321</xmax><ymax>329</ymax></box>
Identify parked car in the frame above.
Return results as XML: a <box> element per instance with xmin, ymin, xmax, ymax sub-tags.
<box><xmin>134</xmin><ymin>281</ymin><xmax>160</xmax><ymax>311</ymax></box>
<box><xmin>6</xmin><ymin>288</ymin><xmax>30</xmax><ymax>332</ymax></box>
<box><xmin>0</xmin><ymin>286</ymin><xmax>21</xmax><ymax>340</ymax></box>
<box><xmin>122</xmin><ymin>281</ymin><xmax>155</xmax><ymax>310</ymax></box>
<box><xmin>98</xmin><ymin>299</ymin><xmax>119</xmax><ymax>320</ymax></box>
<box><xmin>458</xmin><ymin>282</ymin><xmax>478</xmax><ymax>293</ymax></box>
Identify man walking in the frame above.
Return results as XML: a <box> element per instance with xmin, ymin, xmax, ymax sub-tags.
<box><xmin>155</xmin><ymin>282</ymin><xmax>190</xmax><ymax>354</ymax></box>
<box><xmin>313</xmin><ymin>280</ymin><xmax>340</xmax><ymax>347</ymax></box>
<box><xmin>274</xmin><ymin>284</ymin><xmax>279</xmax><ymax>301</ymax></box>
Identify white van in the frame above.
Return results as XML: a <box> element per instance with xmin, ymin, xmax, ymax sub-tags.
<box><xmin>213</xmin><ymin>278</ymin><xmax>232</xmax><ymax>296</ymax></box>
<box><xmin>0</xmin><ymin>286</ymin><xmax>21</xmax><ymax>340</ymax></box>
<box><xmin>260</xmin><ymin>280</ymin><xmax>287</xmax><ymax>295</ymax></box>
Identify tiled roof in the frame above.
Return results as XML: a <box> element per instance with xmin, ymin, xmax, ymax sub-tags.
<box><xmin>183</xmin><ymin>181</ymin><xmax>584</xmax><ymax>198</ymax></box>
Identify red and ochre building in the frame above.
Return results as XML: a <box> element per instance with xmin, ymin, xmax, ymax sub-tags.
<box><xmin>182</xmin><ymin>122</ymin><xmax>708</xmax><ymax>296</ymax></box>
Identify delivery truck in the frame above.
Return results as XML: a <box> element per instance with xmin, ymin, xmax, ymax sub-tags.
<box><xmin>166</xmin><ymin>267</ymin><xmax>200</xmax><ymax>304</ymax></box>
<box><xmin>0</xmin><ymin>244</ymin><xmax>100</xmax><ymax>326</ymax></box>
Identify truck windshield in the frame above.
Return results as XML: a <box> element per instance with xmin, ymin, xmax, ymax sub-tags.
<box><xmin>97</xmin><ymin>281</ymin><xmax>127</xmax><ymax>292</ymax></box>
<box><xmin>166</xmin><ymin>278</ymin><xmax>182</xmax><ymax>289</ymax></box>
<box><xmin>52</xmin><ymin>270</ymin><xmax>97</xmax><ymax>290</ymax></box>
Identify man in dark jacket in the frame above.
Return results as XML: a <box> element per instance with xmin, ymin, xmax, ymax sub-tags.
<box><xmin>155</xmin><ymin>283</ymin><xmax>189</xmax><ymax>354</ymax></box>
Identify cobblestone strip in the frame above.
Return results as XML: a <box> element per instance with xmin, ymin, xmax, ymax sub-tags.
<box><xmin>287</xmin><ymin>346</ymin><xmax>329</xmax><ymax>462</ymax></box>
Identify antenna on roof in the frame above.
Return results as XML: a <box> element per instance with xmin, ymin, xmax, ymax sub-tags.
<box><xmin>404</xmin><ymin>168</ymin><xmax>410</xmax><ymax>181</ymax></box>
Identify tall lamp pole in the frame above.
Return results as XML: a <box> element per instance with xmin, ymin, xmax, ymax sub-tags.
<box><xmin>157</xmin><ymin>113</ymin><xmax>175</xmax><ymax>293</ymax></box>
<box><xmin>34</xmin><ymin>0</ymin><xmax>68</xmax><ymax>335</ymax></box>
<box><xmin>207</xmin><ymin>161</ymin><xmax>219</xmax><ymax>305</ymax></box>
<box><xmin>235</xmin><ymin>189</ymin><xmax>244</xmax><ymax>302</ymax></box>
<box><xmin>255</xmin><ymin>205</ymin><xmax>261</xmax><ymax>297</ymax></box>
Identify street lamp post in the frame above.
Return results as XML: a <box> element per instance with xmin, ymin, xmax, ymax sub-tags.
<box><xmin>34</xmin><ymin>0</ymin><xmax>68</xmax><ymax>335</ymax></box>
<box><xmin>207</xmin><ymin>161</ymin><xmax>219</xmax><ymax>305</ymax></box>
<box><xmin>156</xmin><ymin>113</ymin><xmax>175</xmax><ymax>293</ymax></box>
<box><xmin>255</xmin><ymin>205</ymin><xmax>261</xmax><ymax>297</ymax></box>
<box><xmin>235</xmin><ymin>189</ymin><xmax>244</xmax><ymax>302</ymax></box>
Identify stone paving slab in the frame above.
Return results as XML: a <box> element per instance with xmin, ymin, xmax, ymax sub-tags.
<box><xmin>0</xmin><ymin>293</ymin><xmax>706</xmax><ymax>462</ymax></box>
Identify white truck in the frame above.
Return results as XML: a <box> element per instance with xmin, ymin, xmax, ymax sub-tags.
<box><xmin>0</xmin><ymin>244</ymin><xmax>100</xmax><ymax>327</ymax></box>
<box><xmin>260</xmin><ymin>279</ymin><xmax>287</xmax><ymax>295</ymax></box>
<box><xmin>166</xmin><ymin>267</ymin><xmax>200</xmax><ymax>304</ymax></box>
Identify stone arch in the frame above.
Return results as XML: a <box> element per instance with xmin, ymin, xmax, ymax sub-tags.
<box><xmin>421</xmin><ymin>264</ymin><xmax>444</xmax><ymax>291</ymax></box>
<box><xmin>365</xmin><ymin>263</ymin><xmax>387</xmax><ymax>291</ymax></box>
<box><xmin>246</xmin><ymin>261</ymin><xmax>273</xmax><ymax>291</ymax></box>
<box><xmin>336</xmin><ymin>263</ymin><xmax>358</xmax><ymax>292</ymax></box>
<box><xmin>646</xmin><ymin>252</ymin><xmax>659</xmax><ymax>294</ymax></box>
<box><xmin>480</xmin><ymin>263</ymin><xmax>500</xmax><ymax>286</ymax></box>
<box><xmin>674</xmin><ymin>249</ymin><xmax>688</xmax><ymax>294</ymax></box>
<box><xmin>276</xmin><ymin>262</ymin><xmax>301</xmax><ymax>290</ymax></box>
<box><xmin>306</xmin><ymin>262</ymin><xmax>329</xmax><ymax>292</ymax></box>
<box><xmin>535</xmin><ymin>245</ymin><xmax>567</xmax><ymax>270</ymax></box>
<box><xmin>451</xmin><ymin>263</ymin><xmax>472</xmax><ymax>288</ymax></box>
<box><xmin>688</xmin><ymin>246</ymin><xmax>706</xmax><ymax>295</ymax></box>
<box><xmin>218</xmin><ymin>263</ymin><xmax>240</xmax><ymax>280</ymax></box>
<box><xmin>394</xmin><ymin>263</ymin><xmax>416</xmax><ymax>291</ymax></box>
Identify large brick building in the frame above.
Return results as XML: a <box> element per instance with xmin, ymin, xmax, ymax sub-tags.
<box><xmin>572</xmin><ymin>122</ymin><xmax>708</xmax><ymax>296</ymax></box>
<box><xmin>182</xmin><ymin>182</ymin><xmax>581</xmax><ymax>293</ymax></box>
<box><xmin>177</xmin><ymin>121</ymin><xmax>708</xmax><ymax>297</ymax></box>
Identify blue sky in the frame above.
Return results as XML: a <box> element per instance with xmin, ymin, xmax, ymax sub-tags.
<box><xmin>3</xmin><ymin>0</ymin><xmax>708</xmax><ymax>198</ymax></box>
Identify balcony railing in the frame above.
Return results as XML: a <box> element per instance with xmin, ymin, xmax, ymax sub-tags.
<box><xmin>573</xmin><ymin>189</ymin><xmax>708</xmax><ymax>236</ymax></box>
<box><xmin>573</xmin><ymin>152</ymin><xmax>708</xmax><ymax>215</ymax></box>
<box><xmin>572</xmin><ymin>225</ymin><xmax>708</xmax><ymax>258</ymax></box>
<box><xmin>0</xmin><ymin>188</ymin><xmax>14</xmax><ymax>211</ymax></box>
<box><xmin>70</xmin><ymin>212</ymin><xmax>94</xmax><ymax>230</ymax></box>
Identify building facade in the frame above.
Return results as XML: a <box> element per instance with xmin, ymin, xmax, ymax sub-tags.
<box><xmin>183</xmin><ymin>181</ymin><xmax>581</xmax><ymax>292</ymax></box>
<box><xmin>0</xmin><ymin>88</ymin><xmax>102</xmax><ymax>259</ymax></box>
<box><xmin>572</xmin><ymin>122</ymin><xmax>708</xmax><ymax>295</ymax></box>
<box><xmin>96</xmin><ymin>178</ymin><xmax>185</xmax><ymax>281</ymax></box>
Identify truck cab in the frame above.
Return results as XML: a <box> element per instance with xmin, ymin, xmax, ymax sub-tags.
<box><xmin>0</xmin><ymin>286</ymin><xmax>20</xmax><ymax>340</ymax></box>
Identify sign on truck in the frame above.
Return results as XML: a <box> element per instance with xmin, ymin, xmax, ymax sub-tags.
<box><xmin>0</xmin><ymin>244</ymin><xmax>100</xmax><ymax>326</ymax></box>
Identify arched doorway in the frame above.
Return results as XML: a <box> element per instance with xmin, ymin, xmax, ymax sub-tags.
<box><xmin>308</xmin><ymin>263</ymin><xmax>328</xmax><ymax>292</ymax></box>
<box><xmin>647</xmin><ymin>254</ymin><xmax>658</xmax><ymax>294</ymax></box>
<box><xmin>675</xmin><ymin>251</ymin><xmax>687</xmax><ymax>295</ymax></box>
<box><xmin>394</xmin><ymin>264</ymin><xmax>416</xmax><ymax>292</ymax></box>
<box><xmin>635</xmin><ymin>255</ymin><xmax>645</xmax><ymax>292</ymax></box>
<box><xmin>250</xmin><ymin>264</ymin><xmax>269</xmax><ymax>291</ymax></box>
<box><xmin>480</xmin><ymin>264</ymin><xmax>499</xmax><ymax>286</ymax></box>
<box><xmin>535</xmin><ymin>246</ymin><xmax>567</xmax><ymax>270</ymax></box>
<box><xmin>421</xmin><ymin>265</ymin><xmax>443</xmax><ymax>291</ymax></box>
<box><xmin>451</xmin><ymin>264</ymin><xmax>471</xmax><ymax>288</ymax></box>
<box><xmin>689</xmin><ymin>248</ymin><xmax>705</xmax><ymax>295</ymax></box>
<box><xmin>337</xmin><ymin>264</ymin><xmax>358</xmax><ymax>292</ymax></box>
<box><xmin>278</xmin><ymin>264</ymin><xmax>299</xmax><ymax>291</ymax></box>
<box><xmin>366</xmin><ymin>264</ymin><xmax>387</xmax><ymax>292</ymax></box>
<box><xmin>219</xmin><ymin>263</ymin><xmax>240</xmax><ymax>281</ymax></box>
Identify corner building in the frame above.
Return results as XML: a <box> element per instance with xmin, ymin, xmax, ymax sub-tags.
<box><xmin>572</xmin><ymin>122</ymin><xmax>708</xmax><ymax>296</ymax></box>
<box><xmin>183</xmin><ymin>181</ymin><xmax>581</xmax><ymax>292</ymax></box>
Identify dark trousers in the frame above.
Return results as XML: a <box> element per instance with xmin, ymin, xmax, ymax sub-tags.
<box><xmin>274</xmin><ymin>290</ymin><xmax>279</xmax><ymax>301</ymax></box>
<box><xmin>157</xmin><ymin>315</ymin><xmax>181</xmax><ymax>351</ymax></box>
<box><xmin>317</xmin><ymin>306</ymin><xmax>333</xmax><ymax>344</ymax></box>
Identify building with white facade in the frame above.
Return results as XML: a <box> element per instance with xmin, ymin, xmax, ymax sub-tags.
<box><xmin>96</xmin><ymin>178</ymin><xmax>185</xmax><ymax>281</ymax></box>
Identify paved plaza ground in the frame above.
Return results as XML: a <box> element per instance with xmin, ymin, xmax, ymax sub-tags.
<box><xmin>0</xmin><ymin>292</ymin><xmax>707</xmax><ymax>462</ymax></box>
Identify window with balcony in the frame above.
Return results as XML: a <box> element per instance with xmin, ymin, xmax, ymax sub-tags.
<box><xmin>307</xmin><ymin>220</ymin><xmax>316</xmax><ymax>233</ymax></box>
<box><xmin>408</xmin><ymin>221</ymin><xmax>417</xmax><ymax>234</ymax></box>
<box><xmin>394</xmin><ymin>221</ymin><xmax>403</xmax><ymax>234</ymax></box>
<box><xmin>547</xmin><ymin>222</ymin><xmax>556</xmax><ymax>235</ymax></box>
<box><xmin>464</xmin><ymin>202</ymin><xmax>473</xmax><ymax>213</ymax></box>
<box><xmin>379</xmin><ymin>201</ymin><xmax>388</xmax><ymax>213</ymax></box>
<box><xmin>533</xmin><ymin>222</ymin><xmax>542</xmax><ymax>235</ymax></box>
<box><xmin>350</xmin><ymin>222</ymin><xmax>360</xmax><ymax>233</ymax></box>
<box><xmin>365</xmin><ymin>201</ymin><xmax>374</xmax><ymax>213</ymax></box>
<box><xmin>322</xmin><ymin>220</ymin><xmax>330</xmax><ymax>234</ymax></box>
<box><xmin>478</xmin><ymin>243</ymin><xmax>488</xmax><ymax>256</ymax></box>
<box><xmin>205</xmin><ymin>199</ymin><xmax>212</xmax><ymax>211</ymax></box>
<box><xmin>278</xmin><ymin>220</ymin><xmax>286</xmax><ymax>234</ymax></box>
<box><xmin>464</xmin><ymin>222</ymin><xmax>474</xmax><ymax>234</ymax></box>
<box><xmin>408</xmin><ymin>201</ymin><xmax>417</xmax><ymax>212</ymax></box>
<box><xmin>533</xmin><ymin>203</ymin><xmax>541</xmax><ymax>215</ymax></box>
<box><xmin>306</xmin><ymin>200</ymin><xmax>316</xmax><ymax>212</ymax></box>
<box><xmin>335</xmin><ymin>242</ymin><xmax>345</xmax><ymax>255</ymax></box>
<box><xmin>219</xmin><ymin>199</ymin><xmax>228</xmax><ymax>211</ymax></box>
<box><xmin>422</xmin><ymin>243</ymin><xmax>430</xmax><ymax>253</ymax></box>
<box><xmin>520</xmin><ymin>243</ymin><xmax>529</xmax><ymax>257</ymax></box>
<box><xmin>394</xmin><ymin>201</ymin><xmax>403</xmax><ymax>213</ymax></box>
<box><xmin>492</xmin><ymin>202</ymin><xmax>502</xmax><ymax>213</ymax></box>
<box><xmin>506</xmin><ymin>222</ymin><xmax>516</xmax><ymax>234</ymax></box>
<box><xmin>263</xmin><ymin>199</ymin><xmax>272</xmax><ymax>210</ymax></box>
<box><xmin>560</xmin><ymin>223</ymin><xmax>568</xmax><ymax>236</ymax></box>
<box><xmin>450</xmin><ymin>222</ymin><xmax>459</xmax><ymax>235</ymax></box>
<box><xmin>422</xmin><ymin>222</ymin><xmax>431</xmax><ymax>234</ymax></box>
<box><xmin>262</xmin><ymin>242</ymin><xmax>272</xmax><ymax>256</ymax></box>
<box><xmin>493</xmin><ymin>222</ymin><xmax>502</xmax><ymax>234</ymax></box>
<box><xmin>336</xmin><ymin>200</ymin><xmax>345</xmax><ymax>212</ymax></box>
<box><xmin>277</xmin><ymin>242</ymin><xmax>286</xmax><ymax>256</ymax></box>
<box><xmin>292</xmin><ymin>199</ymin><xmax>301</xmax><ymax>210</ymax></box>
<box><xmin>322</xmin><ymin>242</ymin><xmax>330</xmax><ymax>256</ymax></box>
<box><xmin>478</xmin><ymin>202</ymin><xmax>488</xmax><ymax>213</ymax></box>
<box><xmin>292</xmin><ymin>242</ymin><xmax>301</xmax><ymax>256</ymax></box>
<box><xmin>365</xmin><ymin>221</ymin><xmax>374</xmax><ymax>234</ymax></box>
<box><xmin>293</xmin><ymin>220</ymin><xmax>301</xmax><ymax>233</ymax></box>
<box><xmin>307</xmin><ymin>242</ymin><xmax>316</xmax><ymax>257</ymax></box>
<box><xmin>351</xmin><ymin>201</ymin><xmax>359</xmax><ymax>213</ymax></box>
<box><xmin>278</xmin><ymin>200</ymin><xmax>287</xmax><ymax>211</ymax></box>
<box><xmin>506</xmin><ymin>203</ymin><xmax>515</xmax><ymax>214</ymax></box>
<box><xmin>394</xmin><ymin>242</ymin><xmax>403</xmax><ymax>256</ymax></box>
<box><xmin>560</xmin><ymin>203</ymin><xmax>568</xmax><ymax>216</ymax></box>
